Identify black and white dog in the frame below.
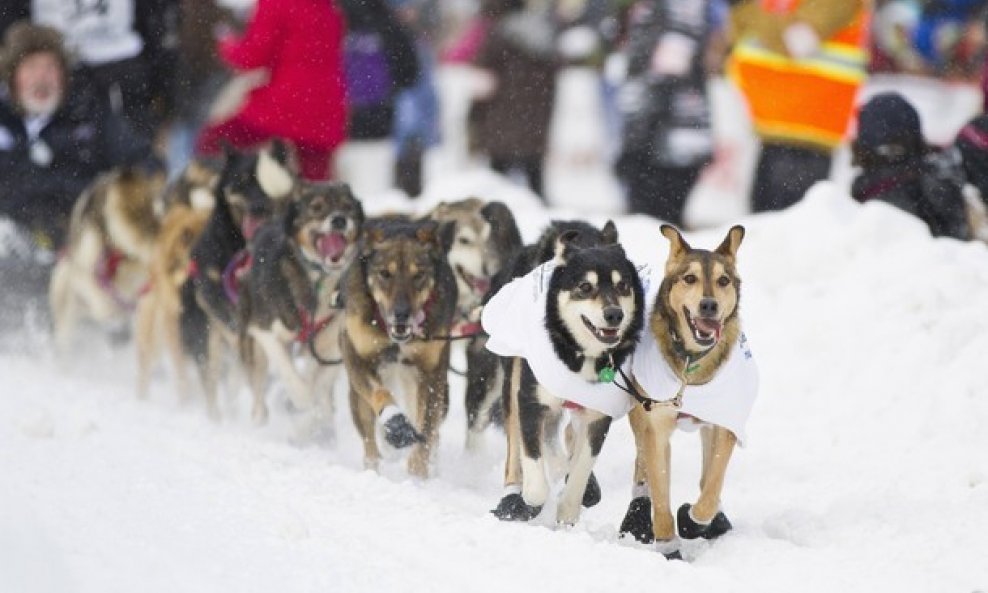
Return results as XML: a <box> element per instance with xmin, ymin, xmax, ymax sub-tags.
<box><xmin>483</xmin><ymin>228</ymin><xmax>645</xmax><ymax>525</ymax></box>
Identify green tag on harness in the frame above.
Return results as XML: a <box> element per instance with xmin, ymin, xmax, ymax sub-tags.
<box><xmin>686</xmin><ymin>362</ymin><xmax>700</xmax><ymax>375</ymax></box>
<box><xmin>598</xmin><ymin>366</ymin><xmax>616</xmax><ymax>383</ymax></box>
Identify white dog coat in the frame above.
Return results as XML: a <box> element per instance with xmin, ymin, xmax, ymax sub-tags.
<box><xmin>632</xmin><ymin>329</ymin><xmax>759</xmax><ymax>445</ymax></box>
<box><xmin>482</xmin><ymin>262</ymin><xmax>636</xmax><ymax>419</ymax></box>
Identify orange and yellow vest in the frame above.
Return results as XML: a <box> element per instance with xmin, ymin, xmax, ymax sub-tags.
<box><xmin>728</xmin><ymin>0</ymin><xmax>869</xmax><ymax>150</ymax></box>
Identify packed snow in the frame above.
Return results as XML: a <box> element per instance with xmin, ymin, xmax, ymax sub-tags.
<box><xmin>2</xmin><ymin>72</ymin><xmax>988</xmax><ymax>593</ymax></box>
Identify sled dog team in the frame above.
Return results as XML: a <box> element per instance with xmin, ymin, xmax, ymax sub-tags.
<box><xmin>50</xmin><ymin>142</ymin><xmax>758</xmax><ymax>559</ymax></box>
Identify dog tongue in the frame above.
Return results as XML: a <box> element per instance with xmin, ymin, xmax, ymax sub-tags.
<box><xmin>317</xmin><ymin>233</ymin><xmax>348</xmax><ymax>262</ymax></box>
<box><xmin>695</xmin><ymin>318</ymin><xmax>721</xmax><ymax>339</ymax></box>
<box><xmin>473</xmin><ymin>277</ymin><xmax>491</xmax><ymax>295</ymax></box>
<box><xmin>242</xmin><ymin>215</ymin><xmax>264</xmax><ymax>240</ymax></box>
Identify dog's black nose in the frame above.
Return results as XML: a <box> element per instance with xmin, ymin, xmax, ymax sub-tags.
<box><xmin>699</xmin><ymin>298</ymin><xmax>718</xmax><ymax>318</ymax></box>
<box><xmin>330</xmin><ymin>215</ymin><xmax>347</xmax><ymax>230</ymax></box>
<box><xmin>393</xmin><ymin>304</ymin><xmax>411</xmax><ymax>324</ymax></box>
<box><xmin>603</xmin><ymin>307</ymin><xmax>624</xmax><ymax>327</ymax></box>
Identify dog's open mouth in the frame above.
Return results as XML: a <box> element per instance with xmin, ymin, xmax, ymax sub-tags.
<box><xmin>314</xmin><ymin>231</ymin><xmax>349</xmax><ymax>266</ymax></box>
<box><xmin>684</xmin><ymin>307</ymin><xmax>721</xmax><ymax>347</ymax></box>
<box><xmin>242</xmin><ymin>214</ymin><xmax>265</xmax><ymax>241</ymax></box>
<box><xmin>456</xmin><ymin>265</ymin><xmax>490</xmax><ymax>296</ymax></box>
<box><xmin>388</xmin><ymin>310</ymin><xmax>426</xmax><ymax>343</ymax></box>
<box><xmin>582</xmin><ymin>315</ymin><xmax>620</xmax><ymax>344</ymax></box>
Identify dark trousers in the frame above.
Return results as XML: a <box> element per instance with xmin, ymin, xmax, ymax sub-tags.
<box><xmin>621</xmin><ymin>152</ymin><xmax>702</xmax><ymax>226</ymax></box>
<box><xmin>751</xmin><ymin>143</ymin><xmax>832</xmax><ymax>212</ymax></box>
<box><xmin>490</xmin><ymin>156</ymin><xmax>544</xmax><ymax>200</ymax></box>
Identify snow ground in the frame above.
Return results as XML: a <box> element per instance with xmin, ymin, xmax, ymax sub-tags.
<box><xmin>2</xmin><ymin>72</ymin><xmax>988</xmax><ymax>593</ymax></box>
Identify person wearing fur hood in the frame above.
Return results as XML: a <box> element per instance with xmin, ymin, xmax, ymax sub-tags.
<box><xmin>0</xmin><ymin>22</ymin><xmax>150</xmax><ymax>250</ymax></box>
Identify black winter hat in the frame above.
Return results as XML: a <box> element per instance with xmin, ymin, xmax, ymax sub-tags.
<box><xmin>0</xmin><ymin>21</ymin><xmax>70</xmax><ymax>89</ymax></box>
<box><xmin>955</xmin><ymin>113</ymin><xmax>988</xmax><ymax>200</ymax></box>
<box><xmin>853</xmin><ymin>92</ymin><xmax>925</xmax><ymax>164</ymax></box>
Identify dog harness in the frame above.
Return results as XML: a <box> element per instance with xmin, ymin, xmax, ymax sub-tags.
<box><xmin>632</xmin><ymin>330</ymin><xmax>759</xmax><ymax>446</ymax></box>
<box><xmin>482</xmin><ymin>262</ymin><xmax>635</xmax><ymax>419</ymax></box>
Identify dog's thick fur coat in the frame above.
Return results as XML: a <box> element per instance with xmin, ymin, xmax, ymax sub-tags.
<box><xmin>341</xmin><ymin>217</ymin><xmax>457</xmax><ymax>477</ymax></box>
<box><xmin>620</xmin><ymin>224</ymin><xmax>752</xmax><ymax>558</ymax></box>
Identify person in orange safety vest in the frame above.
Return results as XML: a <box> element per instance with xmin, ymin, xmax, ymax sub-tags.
<box><xmin>727</xmin><ymin>0</ymin><xmax>869</xmax><ymax>212</ymax></box>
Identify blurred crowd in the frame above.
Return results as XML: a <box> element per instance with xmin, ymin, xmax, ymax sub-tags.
<box><xmin>2</xmin><ymin>0</ymin><xmax>988</xmax><ymax>255</ymax></box>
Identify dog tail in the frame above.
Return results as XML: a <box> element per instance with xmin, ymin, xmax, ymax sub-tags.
<box><xmin>179</xmin><ymin>279</ymin><xmax>209</xmax><ymax>363</ymax></box>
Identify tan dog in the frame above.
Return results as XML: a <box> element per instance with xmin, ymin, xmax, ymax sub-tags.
<box><xmin>134</xmin><ymin>204</ymin><xmax>210</xmax><ymax>401</ymax></box>
<box><xmin>620</xmin><ymin>224</ymin><xmax>758</xmax><ymax>559</ymax></box>
<box><xmin>49</xmin><ymin>166</ymin><xmax>166</xmax><ymax>352</ymax></box>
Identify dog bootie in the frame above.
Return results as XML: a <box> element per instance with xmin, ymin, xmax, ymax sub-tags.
<box><xmin>677</xmin><ymin>503</ymin><xmax>733</xmax><ymax>540</ymax></box>
<box><xmin>618</xmin><ymin>496</ymin><xmax>654</xmax><ymax>544</ymax></box>
<box><xmin>380</xmin><ymin>407</ymin><xmax>424</xmax><ymax>448</ymax></box>
<box><xmin>581</xmin><ymin>472</ymin><xmax>602</xmax><ymax>508</ymax></box>
<box><xmin>654</xmin><ymin>538</ymin><xmax>683</xmax><ymax>561</ymax></box>
<box><xmin>491</xmin><ymin>493</ymin><xmax>542</xmax><ymax>521</ymax></box>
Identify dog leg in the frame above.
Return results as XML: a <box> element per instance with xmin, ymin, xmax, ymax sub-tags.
<box><xmin>349</xmin><ymin>387</ymin><xmax>381</xmax><ymax>470</ymax></box>
<box><xmin>678</xmin><ymin>425</ymin><xmax>736</xmax><ymax>540</ymax></box>
<box><xmin>518</xmin><ymin>366</ymin><xmax>549</xmax><ymax>510</ymax></box>
<box><xmin>241</xmin><ymin>335</ymin><xmax>270</xmax><ymax>426</ymax></box>
<box><xmin>491</xmin><ymin>357</ymin><xmax>542</xmax><ymax>520</ymax></box>
<box><xmin>620</xmin><ymin>407</ymin><xmax>655</xmax><ymax>543</ymax></box>
<box><xmin>252</xmin><ymin>329</ymin><xmax>313</xmax><ymax>412</ymax></box>
<box><xmin>163</xmin><ymin>305</ymin><xmax>192</xmax><ymax>403</ymax></box>
<box><xmin>556</xmin><ymin>411</ymin><xmax>610</xmax><ymax>525</ymax></box>
<box><xmin>199</xmin><ymin>326</ymin><xmax>224</xmax><ymax>422</ymax></box>
<box><xmin>631</xmin><ymin>405</ymin><xmax>679</xmax><ymax>552</ymax></box>
<box><xmin>408</xmin><ymin>362</ymin><xmax>450</xmax><ymax>479</ymax></box>
<box><xmin>464</xmin><ymin>339</ymin><xmax>501</xmax><ymax>451</ymax></box>
<box><xmin>134</xmin><ymin>295</ymin><xmax>160</xmax><ymax>400</ymax></box>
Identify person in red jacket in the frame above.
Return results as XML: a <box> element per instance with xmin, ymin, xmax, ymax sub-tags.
<box><xmin>196</xmin><ymin>0</ymin><xmax>347</xmax><ymax>180</ymax></box>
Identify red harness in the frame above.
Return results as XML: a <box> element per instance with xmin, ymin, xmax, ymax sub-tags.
<box><xmin>94</xmin><ymin>248</ymin><xmax>150</xmax><ymax>310</ymax></box>
<box><xmin>296</xmin><ymin>308</ymin><xmax>336</xmax><ymax>344</ymax></box>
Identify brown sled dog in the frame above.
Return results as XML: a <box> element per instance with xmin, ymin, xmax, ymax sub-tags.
<box><xmin>341</xmin><ymin>217</ymin><xmax>456</xmax><ymax>478</ymax></box>
<box><xmin>238</xmin><ymin>181</ymin><xmax>364</xmax><ymax>427</ymax></box>
<box><xmin>620</xmin><ymin>224</ymin><xmax>758</xmax><ymax>559</ymax></box>
<box><xmin>49</xmin><ymin>165</ymin><xmax>166</xmax><ymax>352</ymax></box>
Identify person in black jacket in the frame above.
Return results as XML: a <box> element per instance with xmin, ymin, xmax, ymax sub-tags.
<box><xmin>615</xmin><ymin>0</ymin><xmax>714</xmax><ymax>225</ymax></box>
<box><xmin>850</xmin><ymin>92</ymin><xmax>968</xmax><ymax>240</ymax></box>
<box><xmin>0</xmin><ymin>22</ymin><xmax>151</xmax><ymax>249</ymax></box>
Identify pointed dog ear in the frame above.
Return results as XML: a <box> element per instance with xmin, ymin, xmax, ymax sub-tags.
<box><xmin>601</xmin><ymin>220</ymin><xmax>619</xmax><ymax>244</ymax></box>
<box><xmin>660</xmin><ymin>224</ymin><xmax>691</xmax><ymax>268</ymax></box>
<box><xmin>714</xmin><ymin>225</ymin><xmax>745</xmax><ymax>262</ymax></box>
<box><xmin>553</xmin><ymin>229</ymin><xmax>581</xmax><ymax>264</ymax></box>
<box><xmin>367</xmin><ymin>226</ymin><xmax>387</xmax><ymax>245</ymax></box>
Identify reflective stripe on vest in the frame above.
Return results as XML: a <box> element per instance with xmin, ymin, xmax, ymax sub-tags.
<box><xmin>728</xmin><ymin>4</ymin><xmax>869</xmax><ymax>149</ymax></box>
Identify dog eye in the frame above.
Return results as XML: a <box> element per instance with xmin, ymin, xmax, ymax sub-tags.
<box><xmin>458</xmin><ymin>236</ymin><xmax>472</xmax><ymax>245</ymax></box>
<box><xmin>377</xmin><ymin>269</ymin><xmax>392</xmax><ymax>280</ymax></box>
<box><xmin>578</xmin><ymin>282</ymin><xmax>593</xmax><ymax>294</ymax></box>
<box><xmin>683</xmin><ymin>274</ymin><xmax>697</xmax><ymax>285</ymax></box>
<box><xmin>616</xmin><ymin>280</ymin><xmax>630</xmax><ymax>294</ymax></box>
<box><xmin>717</xmin><ymin>275</ymin><xmax>731</xmax><ymax>287</ymax></box>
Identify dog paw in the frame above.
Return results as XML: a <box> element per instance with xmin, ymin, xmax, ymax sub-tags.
<box><xmin>654</xmin><ymin>539</ymin><xmax>683</xmax><ymax>560</ymax></box>
<box><xmin>582</xmin><ymin>472</ymin><xmax>602</xmax><ymax>508</ymax></box>
<box><xmin>490</xmin><ymin>493</ymin><xmax>542</xmax><ymax>521</ymax></box>
<box><xmin>619</xmin><ymin>496</ymin><xmax>654</xmax><ymax>544</ymax></box>
<box><xmin>677</xmin><ymin>503</ymin><xmax>733</xmax><ymax>540</ymax></box>
<box><xmin>381</xmin><ymin>411</ymin><xmax>425</xmax><ymax>449</ymax></box>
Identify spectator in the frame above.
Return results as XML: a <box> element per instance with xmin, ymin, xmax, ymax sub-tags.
<box><xmin>615</xmin><ymin>0</ymin><xmax>714</xmax><ymax>225</ymax></box>
<box><xmin>391</xmin><ymin>0</ymin><xmax>442</xmax><ymax>197</ymax></box>
<box><xmin>472</xmin><ymin>0</ymin><xmax>559</xmax><ymax>200</ymax></box>
<box><xmin>196</xmin><ymin>0</ymin><xmax>347</xmax><ymax>181</ymax></box>
<box><xmin>727</xmin><ymin>0</ymin><xmax>868</xmax><ymax>212</ymax></box>
<box><xmin>955</xmin><ymin>112</ymin><xmax>988</xmax><ymax>204</ymax></box>
<box><xmin>17</xmin><ymin>0</ymin><xmax>181</xmax><ymax>142</ymax></box>
<box><xmin>166</xmin><ymin>0</ymin><xmax>233</xmax><ymax>178</ymax></box>
<box><xmin>851</xmin><ymin>92</ymin><xmax>968</xmax><ymax>240</ymax></box>
<box><xmin>0</xmin><ymin>22</ymin><xmax>151</xmax><ymax>249</ymax></box>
